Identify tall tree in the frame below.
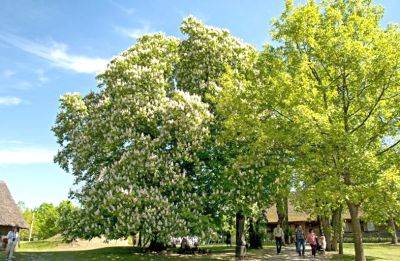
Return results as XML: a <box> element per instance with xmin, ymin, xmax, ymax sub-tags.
<box><xmin>53</xmin><ymin>33</ymin><xmax>212</xmax><ymax>247</ymax></box>
<box><xmin>53</xmin><ymin>17</ymin><xmax>258</xmax><ymax>252</ymax></box>
<box><xmin>176</xmin><ymin>17</ymin><xmax>262</xmax><ymax>258</ymax></box>
<box><xmin>215</xmin><ymin>67</ymin><xmax>290</xmax><ymax>256</ymax></box>
<box><xmin>266</xmin><ymin>1</ymin><xmax>400</xmax><ymax>260</ymax></box>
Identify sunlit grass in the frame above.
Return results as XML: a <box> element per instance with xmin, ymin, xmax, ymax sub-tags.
<box><xmin>0</xmin><ymin>241</ymin><xmax>398</xmax><ymax>260</ymax></box>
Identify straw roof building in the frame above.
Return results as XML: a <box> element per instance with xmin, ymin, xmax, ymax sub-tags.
<box><xmin>0</xmin><ymin>181</ymin><xmax>28</xmax><ymax>237</ymax></box>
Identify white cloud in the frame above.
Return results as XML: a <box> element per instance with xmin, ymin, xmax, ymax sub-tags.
<box><xmin>109</xmin><ymin>0</ymin><xmax>135</xmax><ymax>15</ymax></box>
<box><xmin>0</xmin><ymin>96</ymin><xmax>22</xmax><ymax>106</ymax></box>
<box><xmin>0</xmin><ymin>147</ymin><xmax>55</xmax><ymax>165</ymax></box>
<box><xmin>35</xmin><ymin>69</ymin><xmax>49</xmax><ymax>83</ymax></box>
<box><xmin>0</xmin><ymin>139</ymin><xmax>24</xmax><ymax>145</ymax></box>
<box><xmin>115</xmin><ymin>24</ymin><xmax>154</xmax><ymax>39</ymax></box>
<box><xmin>2</xmin><ymin>69</ymin><xmax>15</xmax><ymax>78</ymax></box>
<box><xmin>0</xmin><ymin>32</ymin><xmax>109</xmax><ymax>74</ymax></box>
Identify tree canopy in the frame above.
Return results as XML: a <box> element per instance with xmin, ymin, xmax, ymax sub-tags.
<box><xmin>53</xmin><ymin>1</ymin><xmax>400</xmax><ymax>260</ymax></box>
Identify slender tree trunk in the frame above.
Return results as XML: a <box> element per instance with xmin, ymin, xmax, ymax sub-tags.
<box><xmin>276</xmin><ymin>196</ymin><xmax>289</xmax><ymax>244</ymax></box>
<box><xmin>339</xmin><ymin>230</ymin><xmax>344</xmax><ymax>255</ymax></box>
<box><xmin>347</xmin><ymin>202</ymin><xmax>365</xmax><ymax>261</ymax></box>
<box><xmin>235</xmin><ymin>212</ymin><xmax>246</xmax><ymax>258</ymax></box>
<box><xmin>248</xmin><ymin>217</ymin><xmax>262</xmax><ymax>249</ymax></box>
<box><xmin>130</xmin><ymin>232</ymin><xmax>137</xmax><ymax>247</ymax></box>
<box><xmin>225</xmin><ymin>231</ymin><xmax>232</xmax><ymax>246</ymax></box>
<box><xmin>331</xmin><ymin>206</ymin><xmax>343</xmax><ymax>252</ymax></box>
<box><xmin>138</xmin><ymin>231</ymin><xmax>142</xmax><ymax>247</ymax></box>
<box><xmin>389</xmin><ymin>218</ymin><xmax>398</xmax><ymax>245</ymax></box>
<box><xmin>284</xmin><ymin>197</ymin><xmax>290</xmax><ymax>244</ymax></box>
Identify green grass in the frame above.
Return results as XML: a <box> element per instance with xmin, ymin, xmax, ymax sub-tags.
<box><xmin>1</xmin><ymin>241</ymin><xmax>399</xmax><ymax>260</ymax></box>
<box><xmin>331</xmin><ymin>243</ymin><xmax>400</xmax><ymax>260</ymax></box>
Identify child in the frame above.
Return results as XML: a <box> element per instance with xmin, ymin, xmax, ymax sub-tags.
<box><xmin>306</xmin><ymin>229</ymin><xmax>317</xmax><ymax>257</ymax></box>
<box><xmin>319</xmin><ymin>234</ymin><xmax>326</xmax><ymax>254</ymax></box>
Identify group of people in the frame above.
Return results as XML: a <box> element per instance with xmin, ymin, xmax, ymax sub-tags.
<box><xmin>2</xmin><ymin>226</ymin><xmax>20</xmax><ymax>261</ymax></box>
<box><xmin>273</xmin><ymin>224</ymin><xmax>326</xmax><ymax>257</ymax></box>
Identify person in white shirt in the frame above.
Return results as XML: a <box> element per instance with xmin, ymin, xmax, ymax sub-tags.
<box><xmin>319</xmin><ymin>234</ymin><xmax>327</xmax><ymax>254</ymax></box>
<box><xmin>6</xmin><ymin>226</ymin><xmax>20</xmax><ymax>261</ymax></box>
<box><xmin>273</xmin><ymin>224</ymin><xmax>284</xmax><ymax>254</ymax></box>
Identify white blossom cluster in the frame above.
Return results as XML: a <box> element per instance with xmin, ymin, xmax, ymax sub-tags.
<box><xmin>53</xmin><ymin>17</ymin><xmax>260</xmax><ymax>243</ymax></box>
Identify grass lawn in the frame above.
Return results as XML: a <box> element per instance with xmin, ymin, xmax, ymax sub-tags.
<box><xmin>1</xmin><ymin>241</ymin><xmax>399</xmax><ymax>260</ymax></box>
<box><xmin>332</xmin><ymin>243</ymin><xmax>400</xmax><ymax>260</ymax></box>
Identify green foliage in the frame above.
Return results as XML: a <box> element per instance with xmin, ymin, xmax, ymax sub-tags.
<box><xmin>363</xmin><ymin>165</ymin><xmax>400</xmax><ymax>227</ymax></box>
<box><xmin>57</xmin><ymin>200</ymin><xmax>82</xmax><ymax>242</ymax></box>
<box><xmin>53</xmin><ymin>26</ymin><xmax>215</xmax><ymax>243</ymax></box>
<box><xmin>19</xmin><ymin>207</ymin><xmax>33</xmax><ymax>241</ymax></box>
<box><xmin>33</xmin><ymin>203</ymin><xmax>60</xmax><ymax>240</ymax></box>
<box><xmin>51</xmin><ymin>2</ymin><xmax>400</xmax><ymax>258</ymax></box>
<box><xmin>18</xmin><ymin>201</ymin><xmax>77</xmax><ymax>241</ymax></box>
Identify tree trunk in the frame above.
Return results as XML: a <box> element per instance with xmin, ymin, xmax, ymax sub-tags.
<box><xmin>389</xmin><ymin>218</ymin><xmax>398</xmax><ymax>245</ymax></box>
<box><xmin>235</xmin><ymin>212</ymin><xmax>246</xmax><ymax>258</ymax></box>
<box><xmin>276</xmin><ymin>196</ymin><xmax>289</xmax><ymax>244</ymax></box>
<box><xmin>225</xmin><ymin>231</ymin><xmax>232</xmax><ymax>245</ymax></box>
<box><xmin>138</xmin><ymin>231</ymin><xmax>142</xmax><ymax>247</ymax></box>
<box><xmin>347</xmin><ymin>202</ymin><xmax>365</xmax><ymax>261</ymax></box>
<box><xmin>284</xmin><ymin>197</ymin><xmax>290</xmax><ymax>244</ymax></box>
<box><xmin>338</xmin><ymin>230</ymin><xmax>344</xmax><ymax>255</ymax></box>
<box><xmin>331</xmin><ymin>207</ymin><xmax>342</xmax><ymax>251</ymax></box>
<box><xmin>130</xmin><ymin>232</ymin><xmax>137</xmax><ymax>247</ymax></box>
<box><xmin>248</xmin><ymin>217</ymin><xmax>262</xmax><ymax>249</ymax></box>
<box><xmin>148</xmin><ymin>236</ymin><xmax>166</xmax><ymax>252</ymax></box>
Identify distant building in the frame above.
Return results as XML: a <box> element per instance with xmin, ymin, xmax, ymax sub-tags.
<box><xmin>265</xmin><ymin>203</ymin><xmax>399</xmax><ymax>242</ymax></box>
<box><xmin>265</xmin><ymin>203</ymin><xmax>319</xmax><ymax>235</ymax></box>
<box><xmin>0</xmin><ymin>181</ymin><xmax>28</xmax><ymax>249</ymax></box>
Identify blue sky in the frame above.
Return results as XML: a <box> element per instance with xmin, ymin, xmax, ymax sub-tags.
<box><xmin>0</xmin><ymin>0</ymin><xmax>399</xmax><ymax>208</ymax></box>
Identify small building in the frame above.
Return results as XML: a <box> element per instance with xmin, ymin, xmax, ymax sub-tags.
<box><xmin>265</xmin><ymin>203</ymin><xmax>399</xmax><ymax>242</ymax></box>
<box><xmin>0</xmin><ymin>181</ymin><xmax>28</xmax><ymax>249</ymax></box>
<box><xmin>265</xmin><ymin>204</ymin><xmax>319</xmax><ymax>239</ymax></box>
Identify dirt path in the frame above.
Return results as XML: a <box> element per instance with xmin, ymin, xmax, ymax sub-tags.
<box><xmin>235</xmin><ymin>245</ymin><xmax>331</xmax><ymax>260</ymax></box>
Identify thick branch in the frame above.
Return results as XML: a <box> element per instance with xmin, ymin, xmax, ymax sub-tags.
<box><xmin>349</xmin><ymin>84</ymin><xmax>387</xmax><ymax>134</ymax></box>
<box><xmin>376</xmin><ymin>139</ymin><xmax>400</xmax><ymax>156</ymax></box>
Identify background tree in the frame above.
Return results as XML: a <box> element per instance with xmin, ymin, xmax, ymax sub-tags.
<box><xmin>18</xmin><ymin>202</ymin><xmax>33</xmax><ymax>241</ymax></box>
<box><xmin>33</xmin><ymin>203</ymin><xmax>60</xmax><ymax>240</ymax></box>
<box><xmin>215</xmin><ymin>67</ymin><xmax>290</xmax><ymax>253</ymax></box>
<box><xmin>363</xmin><ymin>164</ymin><xmax>400</xmax><ymax>244</ymax></box>
<box><xmin>57</xmin><ymin>200</ymin><xmax>82</xmax><ymax>242</ymax></box>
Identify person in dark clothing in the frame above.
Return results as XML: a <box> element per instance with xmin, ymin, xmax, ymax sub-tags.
<box><xmin>295</xmin><ymin>225</ymin><xmax>305</xmax><ymax>256</ymax></box>
<box><xmin>273</xmin><ymin>224</ymin><xmax>284</xmax><ymax>254</ymax></box>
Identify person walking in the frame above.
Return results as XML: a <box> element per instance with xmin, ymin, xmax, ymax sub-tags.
<box><xmin>273</xmin><ymin>224</ymin><xmax>284</xmax><ymax>254</ymax></box>
<box><xmin>295</xmin><ymin>225</ymin><xmax>305</xmax><ymax>256</ymax></box>
<box><xmin>306</xmin><ymin>228</ymin><xmax>317</xmax><ymax>257</ymax></box>
<box><xmin>6</xmin><ymin>226</ymin><xmax>20</xmax><ymax>261</ymax></box>
<box><xmin>319</xmin><ymin>233</ymin><xmax>326</xmax><ymax>254</ymax></box>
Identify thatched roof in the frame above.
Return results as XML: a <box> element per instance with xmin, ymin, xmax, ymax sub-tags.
<box><xmin>266</xmin><ymin>204</ymin><xmax>317</xmax><ymax>223</ymax></box>
<box><xmin>266</xmin><ymin>203</ymin><xmax>352</xmax><ymax>223</ymax></box>
<box><xmin>0</xmin><ymin>181</ymin><xmax>28</xmax><ymax>229</ymax></box>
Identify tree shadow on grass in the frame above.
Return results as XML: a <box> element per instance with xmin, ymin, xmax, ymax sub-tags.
<box><xmin>11</xmin><ymin>246</ymin><xmax>236</xmax><ymax>261</ymax></box>
<box><xmin>330</xmin><ymin>254</ymin><xmax>385</xmax><ymax>261</ymax></box>
<box><xmin>6</xmin><ymin>246</ymin><xmax>391</xmax><ymax>260</ymax></box>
